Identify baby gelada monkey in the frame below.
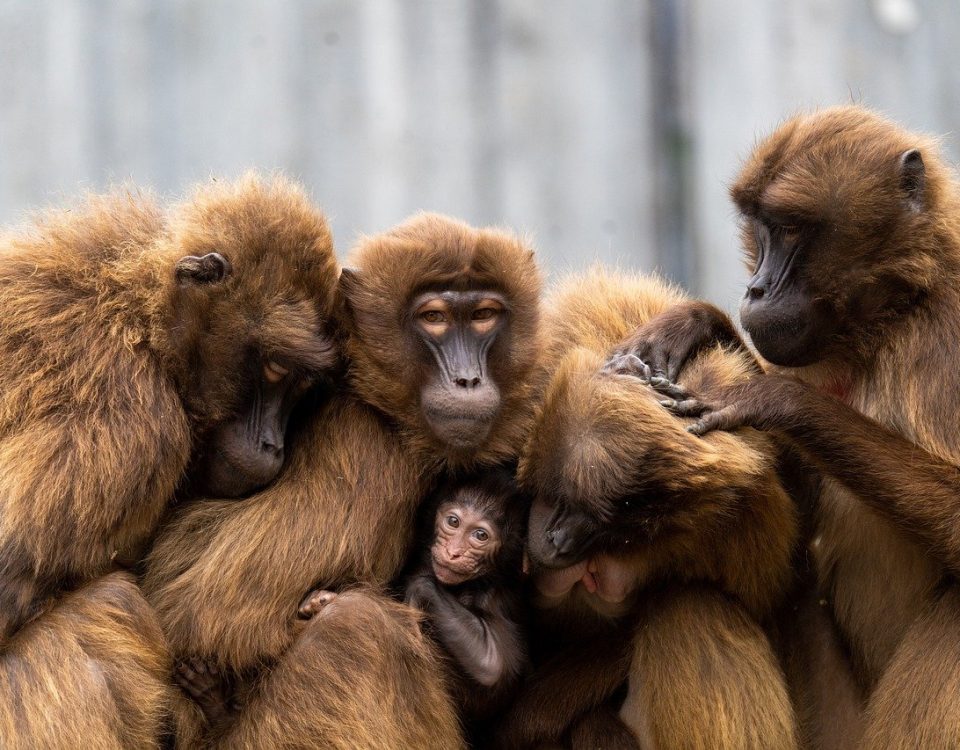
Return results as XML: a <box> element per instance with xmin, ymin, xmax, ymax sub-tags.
<box><xmin>403</xmin><ymin>470</ymin><xmax>529</xmax><ymax>730</ymax></box>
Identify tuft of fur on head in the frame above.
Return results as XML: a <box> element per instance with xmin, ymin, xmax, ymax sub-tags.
<box><xmin>340</xmin><ymin>212</ymin><xmax>542</xmax><ymax>471</ymax></box>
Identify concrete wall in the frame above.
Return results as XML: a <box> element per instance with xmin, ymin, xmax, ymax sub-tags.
<box><xmin>0</xmin><ymin>0</ymin><xmax>956</xmax><ymax>310</ymax></box>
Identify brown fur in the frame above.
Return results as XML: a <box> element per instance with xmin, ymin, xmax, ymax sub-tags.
<box><xmin>0</xmin><ymin>572</ymin><xmax>200</xmax><ymax>749</ymax></box>
<box><xmin>0</xmin><ymin>174</ymin><xmax>338</xmax><ymax>746</ymax></box>
<box><xmin>143</xmin><ymin>213</ymin><xmax>542</xmax><ymax>748</ymax></box>
<box><xmin>222</xmin><ymin>588</ymin><xmax>462</xmax><ymax>750</ymax></box>
<box><xmin>499</xmin><ymin>269</ymin><xmax>798</xmax><ymax>749</ymax></box>
<box><xmin>727</xmin><ymin>106</ymin><xmax>960</xmax><ymax>747</ymax></box>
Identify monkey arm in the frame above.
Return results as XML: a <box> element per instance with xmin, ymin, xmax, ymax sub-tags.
<box><xmin>418</xmin><ymin>578</ymin><xmax>520</xmax><ymax>689</ymax></box>
<box><xmin>681</xmin><ymin>375</ymin><xmax>960</xmax><ymax>573</ymax></box>
<box><xmin>606</xmin><ymin>300</ymin><xmax>751</xmax><ymax>381</ymax></box>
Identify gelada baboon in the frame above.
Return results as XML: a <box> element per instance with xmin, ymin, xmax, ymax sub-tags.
<box><xmin>631</xmin><ymin>106</ymin><xmax>960</xmax><ymax>748</ymax></box>
<box><xmin>403</xmin><ymin>471</ymin><xmax>529</xmax><ymax>738</ymax></box>
<box><xmin>143</xmin><ymin>213</ymin><xmax>541</xmax><ymax>748</ymax></box>
<box><xmin>495</xmin><ymin>269</ymin><xmax>799</xmax><ymax>749</ymax></box>
<box><xmin>0</xmin><ymin>174</ymin><xmax>340</xmax><ymax>748</ymax></box>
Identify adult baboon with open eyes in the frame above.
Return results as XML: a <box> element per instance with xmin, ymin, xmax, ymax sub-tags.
<box><xmin>143</xmin><ymin>213</ymin><xmax>542</xmax><ymax>748</ymax></box>
<box><xmin>495</xmin><ymin>269</ymin><xmax>799</xmax><ymax>750</ymax></box>
<box><xmin>623</xmin><ymin>106</ymin><xmax>960</xmax><ymax>749</ymax></box>
<box><xmin>0</xmin><ymin>174</ymin><xmax>340</xmax><ymax>748</ymax></box>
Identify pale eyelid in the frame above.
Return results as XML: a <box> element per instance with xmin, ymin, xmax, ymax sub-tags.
<box><xmin>416</xmin><ymin>298</ymin><xmax>450</xmax><ymax>315</ymax></box>
<box><xmin>263</xmin><ymin>360</ymin><xmax>290</xmax><ymax>383</ymax></box>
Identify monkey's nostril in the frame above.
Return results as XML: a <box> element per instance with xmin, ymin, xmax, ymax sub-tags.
<box><xmin>261</xmin><ymin>440</ymin><xmax>283</xmax><ymax>456</ymax></box>
<box><xmin>454</xmin><ymin>376</ymin><xmax>482</xmax><ymax>389</ymax></box>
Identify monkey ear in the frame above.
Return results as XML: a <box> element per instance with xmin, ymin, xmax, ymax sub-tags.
<box><xmin>175</xmin><ymin>253</ymin><xmax>233</xmax><ymax>285</ymax></box>
<box><xmin>899</xmin><ymin>148</ymin><xmax>925</xmax><ymax>212</ymax></box>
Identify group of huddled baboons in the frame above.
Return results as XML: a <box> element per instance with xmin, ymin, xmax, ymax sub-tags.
<box><xmin>1</xmin><ymin>104</ymin><xmax>959</xmax><ymax>749</ymax></box>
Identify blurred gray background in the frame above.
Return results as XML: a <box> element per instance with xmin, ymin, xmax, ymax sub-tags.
<box><xmin>0</xmin><ymin>0</ymin><xmax>957</xmax><ymax>310</ymax></box>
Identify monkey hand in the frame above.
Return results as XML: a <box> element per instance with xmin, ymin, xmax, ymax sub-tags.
<box><xmin>603</xmin><ymin>300</ymin><xmax>740</xmax><ymax>382</ymax></box>
<box><xmin>175</xmin><ymin>658</ymin><xmax>240</xmax><ymax>732</ymax></box>
<box><xmin>653</xmin><ymin>374</ymin><xmax>798</xmax><ymax>436</ymax></box>
<box><xmin>404</xmin><ymin>575</ymin><xmax>439</xmax><ymax>612</ymax></box>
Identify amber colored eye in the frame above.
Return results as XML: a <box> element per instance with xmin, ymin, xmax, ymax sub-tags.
<box><xmin>472</xmin><ymin>528</ymin><xmax>489</xmax><ymax>542</ymax></box>
<box><xmin>472</xmin><ymin>307</ymin><xmax>498</xmax><ymax>321</ymax></box>
<box><xmin>421</xmin><ymin>310</ymin><xmax>447</xmax><ymax>324</ymax></box>
<box><xmin>263</xmin><ymin>360</ymin><xmax>290</xmax><ymax>384</ymax></box>
<box><xmin>446</xmin><ymin>514</ymin><xmax>460</xmax><ymax>529</ymax></box>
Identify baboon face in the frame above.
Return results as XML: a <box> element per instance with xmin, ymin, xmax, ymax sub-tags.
<box><xmin>731</xmin><ymin>107</ymin><xmax>931</xmax><ymax>367</ymax></box>
<box><xmin>173</xmin><ymin>251</ymin><xmax>339</xmax><ymax>498</ymax></box>
<box><xmin>166</xmin><ymin>177</ymin><xmax>341</xmax><ymax>498</ymax></box>
<box><xmin>526</xmin><ymin>493</ymin><xmax>650</xmax><ymax>570</ymax></box>
<box><xmin>526</xmin><ymin>495</ymin><xmax>601</xmax><ymax>569</ymax></box>
<box><xmin>409</xmin><ymin>290</ymin><xmax>509</xmax><ymax>449</ymax></box>
<box><xmin>196</xmin><ymin>346</ymin><xmax>332</xmax><ymax>499</ymax></box>
<box><xmin>338</xmin><ymin>212</ymin><xmax>541</xmax><ymax>465</ymax></box>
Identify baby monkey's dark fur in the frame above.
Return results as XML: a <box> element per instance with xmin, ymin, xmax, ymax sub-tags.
<box><xmin>403</xmin><ymin>470</ymin><xmax>529</xmax><ymax>739</ymax></box>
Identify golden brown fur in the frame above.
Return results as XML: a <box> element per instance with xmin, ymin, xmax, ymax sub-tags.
<box><xmin>0</xmin><ymin>573</ymin><xmax>198</xmax><ymax>750</ymax></box>
<box><xmin>222</xmin><ymin>588</ymin><xmax>461</xmax><ymax>750</ymax></box>
<box><xmin>726</xmin><ymin>107</ymin><xmax>960</xmax><ymax>748</ymax></box>
<box><xmin>499</xmin><ymin>269</ymin><xmax>798</xmax><ymax>749</ymax></box>
<box><xmin>144</xmin><ymin>213</ymin><xmax>542</xmax><ymax>748</ymax></box>
<box><xmin>0</xmin><ymin>174</ymin><xmax>339</xmax><ymax>747</ymax></box>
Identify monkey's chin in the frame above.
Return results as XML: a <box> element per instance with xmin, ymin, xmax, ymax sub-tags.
<box><xmin>432</xmin><ymin>561</ymin><xmax>472</xmax><ymax>586</ymax></box>
<box><xmin>424</xmin><ymin>415</ymin><xmax>494</xmax><ymax>450</ymax></box>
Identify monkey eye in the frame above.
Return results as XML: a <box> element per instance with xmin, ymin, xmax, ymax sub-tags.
<box><xmin>471</xmin><ymin>300</ymin><xmax>505</xmax><ymax>333</ymax></box>
<box><xmin>446</xmin><ymin>514</ymin><xmax>460</xmax><ymax>529</ymax></box>
<box><xmin>472</xmin><ymin>528</ymin><xmax>489</xmax><ymax>542</ymax></box>
<box><xmin>421</xmin><ymin>310</ymin><xmax>447</xmax><ymax>324</ymax></box>
<box><xmin>263</xmin><ymin>360</ymin><xmax>290</xmax><ymax>384</ymax></box>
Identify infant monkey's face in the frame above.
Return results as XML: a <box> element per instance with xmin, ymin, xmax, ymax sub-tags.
<box><xmin>431</xmin><ymin>494</ymin><xmax>502</xmax><ymax>585</ymax></box>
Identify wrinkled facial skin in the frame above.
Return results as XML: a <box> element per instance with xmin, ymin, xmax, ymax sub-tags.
<box><xmin>738</xmin><ymin>218</ymin><xmax>839</xmax><ymax>367</ymax></box>
<box><xmin>431</xmin><ymin>500</ymin><xmax>501</xmax><ymax>586</ymax></box>
<box><xmin>411</xmin><ymin>290</ymin><xmax>508</xmax><ymax>449</ymax></box>
<box><xmin>200</xmin><ymin>358</ymin><xmax>317</xmax><ymax>498</ymax></box>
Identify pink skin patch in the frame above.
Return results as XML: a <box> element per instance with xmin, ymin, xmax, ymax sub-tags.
<box><xmin>534</xmin><ymin>554</ymin><xmax>637</xmax><ymax>604</ymax></box>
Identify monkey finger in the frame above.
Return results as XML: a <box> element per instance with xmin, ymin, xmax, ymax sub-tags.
<box><xmin>175</xmin><ymin>663</ymin><xmax>206</xmax><ymax>699</ymax></box>
<box><xmin>687</xmin><ymin>406</ymin><xmax>741</xmax><ymax>436</ymax></box>
<box><xmin>175</xmin><ymin>661</ymin><xmax>196</xmax><ymax>681</ymax></box>
<box><xmin>649</xmin><ymin>377</ymin><xmax>689</xmax><ymax>400</ymax></box>
<box><xmin>188</xmin><ymin>657</ymin><xmax>207</xmax><ymax>675</ymax></box>
<box><xmin>660</xmin><ymin>398</ymin><xmax>709</xmax><ymax>417</ymax></box>
<box><xmin>646</xmin><ymin>352</ymin><xmax>669</xmax><ymax>380</ymax></box>
<box><xmin>665</xmin><ymin>351</ymin><xmax>691</xmax><ymax>383</ymax></box>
